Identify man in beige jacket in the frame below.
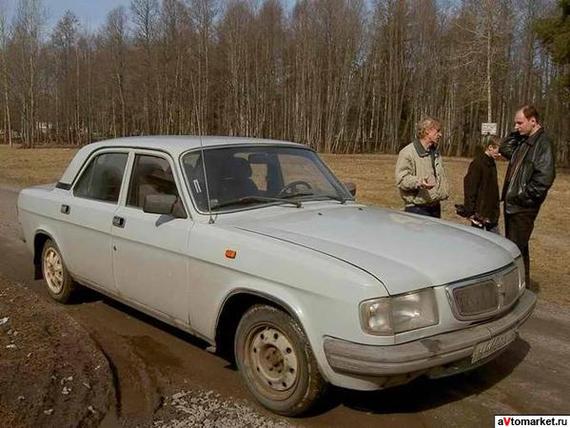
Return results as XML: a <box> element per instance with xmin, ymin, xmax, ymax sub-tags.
<box><xmin>395</xmin><ymin>117</ymin><xmax>450</xmax><ymax>218</ymax></box>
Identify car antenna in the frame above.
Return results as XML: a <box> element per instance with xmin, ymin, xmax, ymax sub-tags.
<box><xmin>194</xmin><ymin>105</ymin><xmax>214</xmax><ymax>224</ymax></box>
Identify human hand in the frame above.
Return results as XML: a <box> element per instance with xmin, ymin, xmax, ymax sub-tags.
<box><xmin>508</xmin><ymin>130</ymin><xmax>526</xmax><ymax>145</ymax></box>
<box><xmin>419</xmin><ymin>176</ymin><xmax>436</xmax><ymax>189</ymax></box>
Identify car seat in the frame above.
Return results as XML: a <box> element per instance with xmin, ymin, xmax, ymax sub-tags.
<box><xmin>97</xmin><ymin>165</ymin><xmax>123</xmax><ymax>202</ymax></box>
<box><xmin>220</xmin><ymin>157</ymin><xmax>258</xmax><ymax>201</ymax></box>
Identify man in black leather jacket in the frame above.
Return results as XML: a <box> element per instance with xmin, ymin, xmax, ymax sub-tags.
<box><xmin>500</xmin><ymin>105</ymin><xmax>556</xmax><ymax>289</ymax></box>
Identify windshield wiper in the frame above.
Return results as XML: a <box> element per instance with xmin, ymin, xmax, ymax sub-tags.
<box><xmin>324</xmin><ymin>194</ymin><xmax>349</xmax><ymax>204</ymax></box>
<box><xmin>279</xmin><ymin>191</ymin><xmax>314</xmax><ymax>199</ymax></box>
<box><xmin>301</xmin><ymin>194</ymin><xmax>349</xmax><ymax>204</ymax></box>
<box><xmin>279</xmin><ymin>191</ymin><xmax>350</xmax><ymax>204</ymax></box>
<box><xmin>211</xmin><ymin>195</ymin><xmax>302</xmax><ymax>210</ymax></box>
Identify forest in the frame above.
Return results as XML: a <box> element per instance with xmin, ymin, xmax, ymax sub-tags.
<box><xmin>0</xmin><ymin>0</ymin><xmax>568</xmax><ymax>164</ymax></box>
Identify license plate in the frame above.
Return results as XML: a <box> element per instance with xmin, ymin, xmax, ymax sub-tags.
<box><xmin>471</xmin><ymin>330</ymin><xmax>517</xmax><ymax>364</ymax></box>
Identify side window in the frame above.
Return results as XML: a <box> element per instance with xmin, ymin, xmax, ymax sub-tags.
<box><xmin>74</xmin><ymin>153</ymin><xmax>128</xmax><ymax>203</ymax></box>
<box><xmin>127</xmin><ymin>155</ymin><xmax>180</xmax><ymax>208</ymax></box>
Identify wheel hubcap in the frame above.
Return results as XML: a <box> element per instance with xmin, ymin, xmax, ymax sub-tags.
<box><xmin>249</xmin><ymin>327</ymin><xmax>298</xmax><ymax>392</ymax></box>
<box><xmin>43</xmin><ymin>248</ymin><xmax>64</xmax><ymax>294</ymax></box>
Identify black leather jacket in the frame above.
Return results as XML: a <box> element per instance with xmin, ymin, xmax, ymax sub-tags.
<box><xmin>500</xmin><ymin>128</ymin><xmax>556</xmax><ymax>214</ymax></box>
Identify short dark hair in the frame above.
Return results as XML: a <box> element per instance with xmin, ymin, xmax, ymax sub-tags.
<box><xmin>480</xmin><ymin>135</ymin><xmax>500</xmax><ymax>150</ymax></box>
<box><xmin>519</xmin><ymin>105</ymin><xmax>540</xmax><ymax>123</ymax></box>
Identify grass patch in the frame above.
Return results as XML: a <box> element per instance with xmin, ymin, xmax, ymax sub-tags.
<box><xmin>0</xmin><ymin>145</ymin><xmax>77</xmax><ymax>188</ymax></box>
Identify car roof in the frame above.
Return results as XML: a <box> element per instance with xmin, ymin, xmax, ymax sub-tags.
<box><xmin>59</xmin><ymin>135</ymin><xmax>306</xmax><ymax>186</ymax></box>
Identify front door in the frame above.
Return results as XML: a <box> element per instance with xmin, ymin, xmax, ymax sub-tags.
<box><xmin>111</xmin><ymin>152</ymin><xmax>192</xmax><ymax>325</ymax></box>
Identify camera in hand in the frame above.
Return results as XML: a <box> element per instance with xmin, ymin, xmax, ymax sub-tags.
<box><xmin>455</xmin><ymin>204</ymin><xmax>490</xmax><ymax>226</ymax></box>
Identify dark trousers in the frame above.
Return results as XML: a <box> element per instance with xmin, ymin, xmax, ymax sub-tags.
<box><xmin>505</xmin><ymin>211</ymin><xmax>538</xmax><ymax>286</ymax></box>
<box><xmin>405</xmin><ymin>203</ymin><xmax>441</xmax><ymax>218</ymax></box>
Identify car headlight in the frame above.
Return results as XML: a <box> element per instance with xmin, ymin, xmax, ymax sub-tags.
<box><xmin>514</xmin><ymin>255</ymin><xmax>525</xmax><ymax>294</ymax></box>
<box><xmin>359</xmin><ymin>289</ymin><xmax>439</xmax><ymax>335</ymax></box>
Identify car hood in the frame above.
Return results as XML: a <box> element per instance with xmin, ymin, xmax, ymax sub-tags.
<box><xmin>232</xmin><ymin>204</ymin><xmax>514</xmax><ymax>295</ymax></box>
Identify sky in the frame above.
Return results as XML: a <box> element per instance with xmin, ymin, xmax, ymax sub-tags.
<box><xmin>4</xmin><ymin>0</ymin><xmax>300</xmax><ymax>32</ymax></box>
<box><xmin>0</xmin><ymin>0</ymin><xmax>132</xmax><ymax>31</ymax></box>
<box><xmin>45</xmin><ymin>0</ymin><xmax>132</xmax><ymax>30</ymax></box>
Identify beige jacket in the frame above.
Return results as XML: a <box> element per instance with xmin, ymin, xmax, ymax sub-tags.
<box><xmin>395</xmin><ymin>140</ymin><xmax>450</xmax><ymax>206</ymax></box>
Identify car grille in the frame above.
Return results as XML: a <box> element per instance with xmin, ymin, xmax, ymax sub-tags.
<box><xmin>452</xmin><ymin>280</ymin><xmax>499</xmax><ymax>316</ymax></box>
<box><xmin>502</xmin><ymin>268</ymin><xmax>520</xmax><ymax>307</ymax></box>
<box><xmin>447</xmin><ymin>265</ymin><xmax>522</xmax><ymax>321</ymax></box>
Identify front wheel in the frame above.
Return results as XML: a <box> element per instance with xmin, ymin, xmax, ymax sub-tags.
<box><xmin>41</xmin><ymin>239</ymin><xmax>76</xmax><ymax>303</ymax></box>
<box><xmin>234</xmin><ymin>305</ymin><xmax>327</xmax><ymax>416</ymax></box>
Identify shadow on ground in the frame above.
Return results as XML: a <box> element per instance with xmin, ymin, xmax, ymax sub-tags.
<box><xmin>77</xmin><ymin>286</ymin><xmax>211</xmax><ymax>351</ymax></box>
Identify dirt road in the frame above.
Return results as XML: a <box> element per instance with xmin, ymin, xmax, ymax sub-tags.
<box><xmin>1</xmin><ymin>186</ymin><xmax>569</xmax><ymax>427</ymax></box>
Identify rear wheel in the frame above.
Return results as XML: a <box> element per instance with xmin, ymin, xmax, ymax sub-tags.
<box><xmin>234</xmin><ymin>304</ymin><xmax>327</xmax><ymax>416</ymax></box>
<box><xmin>41</xmin><ymin>239</ymin><xmax>76</xmax><ymax>303</ymax></box>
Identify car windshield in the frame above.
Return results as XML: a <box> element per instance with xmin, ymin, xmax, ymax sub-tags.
<box><xmin>182</xmin><ymin>146</ymin><xmax>352</xmax><ymax>212</ymax></box>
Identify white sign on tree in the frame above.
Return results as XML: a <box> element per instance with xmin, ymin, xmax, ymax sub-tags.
<box><xmin>481</xmin><ymin>123</ymin><xmax>498</xmax><ymax>135</ymax></box>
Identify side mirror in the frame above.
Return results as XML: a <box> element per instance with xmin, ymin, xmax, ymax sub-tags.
<box><xmin>344</xmin><ymin>182</ymin><xmax>357</xmax><ymax>197</ymax></box>
<box><xmin>143</xmin><ymin>194</ymin><xmax>187</xmax><ymax>218</ymax></box>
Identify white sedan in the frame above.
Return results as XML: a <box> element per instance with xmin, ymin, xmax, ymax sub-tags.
<box><xmin>17</xmin><ymin>136</ymin><xmax>536</xmax><ymax>415</ymax></box>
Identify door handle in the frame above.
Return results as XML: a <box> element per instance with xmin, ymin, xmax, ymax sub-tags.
<box><xmin>112</xmin><ymin>216</ymin><xmax>126</xmax><ymax>228</ymax></box>
<box><xmin>60</xmin><ymin>204</ymin><xmax>70</xmax><ymax>215</ymax></box>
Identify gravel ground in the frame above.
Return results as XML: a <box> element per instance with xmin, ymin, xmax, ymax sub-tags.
<box><xmin>154</xmin><ymin>390</ymin><xmax>294</xmax><ymax>428</ymax></box>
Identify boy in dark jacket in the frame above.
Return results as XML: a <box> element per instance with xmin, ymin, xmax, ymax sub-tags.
<box><xmin>461</xmin><ymin>136</ymin><xmax>501</xmax><ymax>232</ymax></box>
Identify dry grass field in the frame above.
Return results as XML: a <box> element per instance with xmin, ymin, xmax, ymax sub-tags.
<box><xmin>0</xmin><ymin>146</ymin><xmax>77</xmax><ymax>188</ymax></box>
<box><xmin>1</xmin><ymin>145</ymin><xmax>568</xmax><ymax>306</ymax></box>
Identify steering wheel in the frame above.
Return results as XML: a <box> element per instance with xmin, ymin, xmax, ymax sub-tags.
<box><xmin>277</xmin><ymin>180</ymin><xmax>313</xmax><ymax>198</ymax></box>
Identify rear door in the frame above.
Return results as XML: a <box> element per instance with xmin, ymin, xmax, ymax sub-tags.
<box><xmin>59</xmin><ymin>150</ymin><xmax>129</xmax><ymax>292</ymax></box>
<box><xmin>111</xmin><ymin>151</ymin><xmax>192</xmax><ymax>325</ymax></box>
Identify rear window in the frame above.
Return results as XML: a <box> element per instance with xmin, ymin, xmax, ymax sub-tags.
<box><xmin>74</xmin><ymin>152</ymin><xmax>128</xmax><ymax>203</ymax></box>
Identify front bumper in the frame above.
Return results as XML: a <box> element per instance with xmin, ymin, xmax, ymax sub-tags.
<box><xmin>324</xmin><ymin>289</ymin><xmax>536</xmax><ymax>378</ymax></box>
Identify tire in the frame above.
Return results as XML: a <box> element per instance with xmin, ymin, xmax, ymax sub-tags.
<box><xmin>41</xmin><ymin>239</ymin><xmax>76</xmax><ymax>303</ymax></box>
<box><xmin>234</xmin><ymin>304</ymin><xmax>327</xmax><ymax>416</ymax></box>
